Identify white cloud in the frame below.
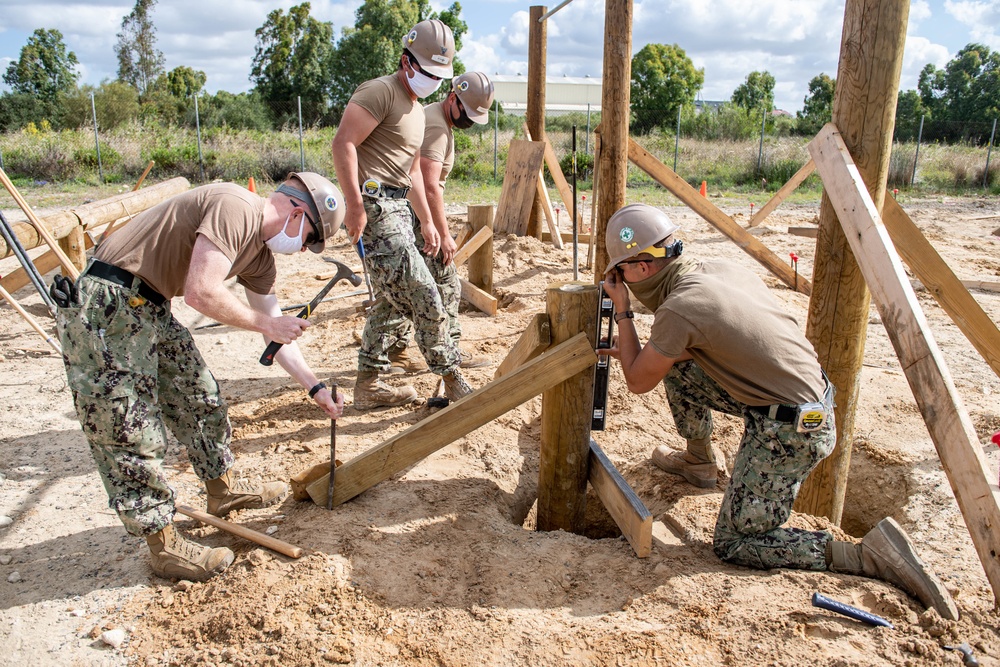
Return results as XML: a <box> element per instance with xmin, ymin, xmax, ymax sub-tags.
<box><xmin>945</xmin><ymin>0</ymin><xmax>1000</xmax><ymax>49</ymax></box>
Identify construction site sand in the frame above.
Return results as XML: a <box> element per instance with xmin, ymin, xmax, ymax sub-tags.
<box><xmin>1</xmin><ymin>195</ymin><xmax>998</xmax><ymax>667</ymax></box>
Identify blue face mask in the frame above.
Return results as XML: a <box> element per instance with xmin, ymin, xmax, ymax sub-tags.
<box><xmin>265</xmin><ymin>213</ymin><xmax>304</xmax><ymax>255</ymax></box>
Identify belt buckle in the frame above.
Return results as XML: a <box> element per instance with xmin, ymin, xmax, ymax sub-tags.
<box><xmin>362</xmin><ymin>179</ymin><xmax>382</xmax><ymax>198</ymax></box>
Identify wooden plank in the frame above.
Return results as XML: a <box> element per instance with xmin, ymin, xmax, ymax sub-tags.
<box><xmin>536</xmin><ymin>171</ymin><xmax>563</xmax><ymax>249</ymax></box>
<box><xmin>307</xmin><ymin>332</ymin><xmax>598</xmax><ymax>506</ymax></box>
<box><xmin>494</xmin><ymin>140</ymin><xmax>545</xmax><ymax>236</ymax></box>
<box><xmin>627</xmin><ymin>137</ymin><xmax>811</xmax><ymax>295</ymax></box>
<box><xmin>459</xmin><ymin>277</ymin><xmax>497</xmax><ymax>316</ymax></box>
<box><xmin>2</xmin><ymin>226</ymin><xmax>95</xmax><ymax>293</ymax></box>
<box><xmin>176</xmin><ymin>505</ymin><xmax>303</xmax><ymax>559</ymax></box>
<box><xmin>788</xmin><ymin>226</ymin><xmax>819</xmax><ymax>238</ymax></box>
<box><xmin>494</xmin><ymin>312</ymin><xmax>551</xmax><ymax>380</ymax></box>
<box><xmin>454</xmin><ymin>223</ymin><xmax>473</xmax><ymax>250</ymax></box>
<box><xmin>542</xmin><ymin>230</ymin><xmax>593</xmax><ymax>244</ymax></box>
<box><xmin>748</xmin><ymin>159</ymin><xmax>816</xmax><ymax>227</ymax></box>
<box><xmin>588</xmin><ymin>440</ymin><xmax>652</xmax><ymax>558</ymax></box>
<box><xmin>453</xmin><ymin>226</ymin><xmax>492</xmax><ymax>267</ymax></box>
<box><xmin>882</xmin><ymin>196</ymin><xmax>1000</xmax><ymax>379</ymax></box>
<box><xmin>540</xmin><ymin>134</ymin><xmax>583</xmax><ymax>232</ymax></box>
<box><xmin>809</xmin><ymin>123</ymin><xmax>1000</xmax><ymax>605</ymax></box>
<box><xmin>962</xmin><ymin>280</ymin><xmax>1000</xmax><ymax>293</ymax></box>
<box><xmin>0</xmin><ymin>166</ymin><xmax>79</xmax><ymax>278</ymax></box>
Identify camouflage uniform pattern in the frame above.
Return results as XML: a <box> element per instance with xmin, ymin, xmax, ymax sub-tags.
<box><xmin>57</xmin><ymin>272</ymin><xmax>233</xmax><ymax>537</ymax></box>
<box><xmin>358</xmin><ymin>197</ymin><xmax>459</xmax><ymax>374</ymax></box>
<box><xmin>663</xmin><ymin>360</ymin><xmax>836</xmax><ymax>571</ymax></box>
<box><xmin>386</xmin><ymin>213</ymin><xmax>462</xmax><ymax>354</ymax></box>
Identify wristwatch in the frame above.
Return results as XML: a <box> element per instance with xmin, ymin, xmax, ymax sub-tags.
<box><xmin>614</xmin><ymin>310</ymin><xmax>634</xmax><ymax>323</ymax></box>
<box><xmin>308</xmin><ymin>382</ymin><xmax>327</xmax><ymax>398</ymax></box>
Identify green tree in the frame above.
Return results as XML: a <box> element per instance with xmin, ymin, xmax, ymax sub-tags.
<box><xmin>62</xmin><ymin>81</ymin><xmax>141</xmax><ymax>130</ymax></box>
<box><xmin>250</xmin><ymin>2</ymin><xmax>337</xmax><ymax>124</ymax></box>
<box><xmin>164</xmin><ymin>66</ymin><xmax>207</xmax><ymax>99</ymax></box>
<box><xmin>731</xmin><ymin>71</ymin><xmax>775</xmax><ymax>112</ymax></box>
<box><xmin>629</xmin><ymin>43</ymin><xmax>704</xmax><ymax>134</ymax></box>
<box><xmin>919</xmin><ymin>44</ymin><xmax>1000</xmax><ymax>128</ymax></box>
<box><xmin>115</xmin><ymin>0</ymin><xmax>166</xmax><ymax>98</ymax></box>
<box><xmin>3</xmin><ymin>29</ymin><xmax>79</xmax><ymax>103</ymax></box>
<box><xmin>331</xmin><ymin>0</ymin><xmax>467</xmax><ymax>115</ymax></box>
<box><xmin>796</xmin><ymin>73</ymin><xmax>835</xmax><ymax>135</ymax></box>
<box><xmin>894</xmin><ymin>89</ymin><xmax>929</xmax><ymax>141</ymax></box>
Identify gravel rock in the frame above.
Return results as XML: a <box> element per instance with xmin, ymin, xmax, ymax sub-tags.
<box><xmin>7</xmin><ymin>571</ymin><xmax>21</xmax><ymax>583</ymax></box>
<box><xmin>0</xmin><ymin>554</ymin><xmax>12</xmax><ymax>565</ymax></box>
<box><xmin>101</xmin><ymin>628</ymin><xmax>127</xmax><ymax>648</ymax></box>
<box><xmin>0</xmin><ymin>516</ymin><xmax>12</xmax><ymax>528</ymax></box>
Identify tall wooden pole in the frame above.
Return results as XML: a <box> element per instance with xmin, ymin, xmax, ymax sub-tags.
<box><xmin>467</xmin><ymin>204</ymin><xmax>494</xmax><ymax>295</ymax></box>
<box><xmin>795</xmin><ymin>0</ymin><xmax>909</xmax><ymax>523</ymax></box>
<box><xmin>538</xmin><ymin>282</ymin><xmax>599</xmax><ymax>533</ymax></box>
<box><xmin>526</xmin><ymin>6</ymin><xmax>547</xmax><ymax>239</ymax></box>
<box><xmin>593</xmin><ymin>0</ymin><xmax>633</xmax><ymax>280</ymax></box>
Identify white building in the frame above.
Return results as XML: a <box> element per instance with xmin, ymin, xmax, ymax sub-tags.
<box><xmin>490</xmin><ymin>74</ymin><xmax>602</xmax><ymax>116</ymax></box>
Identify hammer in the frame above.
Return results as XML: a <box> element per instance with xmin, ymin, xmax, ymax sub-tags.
<box><xmin>260</xmin><ymin>260</ymin><xmax>362</xmax><ymax>366</ymax></box>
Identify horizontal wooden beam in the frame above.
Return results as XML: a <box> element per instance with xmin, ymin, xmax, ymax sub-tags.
<box><xmin>627</xmin><ymin>137</ymin><xmax>811</xmax><ymax>295</ymax></box>
<box><xmin>788</xmin><ymin>226</ymin><xmax>819</xmax><ymax>238</ymax></box>
<box><xmin>588</xmin><ymin>439</ymin><xmax>652</xmax><ymax>557</ymax></box>
<box><xmin>306</xmin><ymin>332</ymin><xmax>598</xmax><ymax>506</ymax></box>
<box><xmin>453</xmin><ymin>226</ymin><xmax>493</xmax><ymax>267</ymax></box>
<box><xmin>809</xmin><ymin>122</ymin><xmax>1000</xmax><ymax>606</ymax></box>
<box><xmin>541</xmin><ymin>230</ymin><xmax>593</xmax><ymax>244</ymax></box>
<box><xmin>494</xmin><ymin>312</ymin><xmax>551</xmax><ymax>380</ymax></box>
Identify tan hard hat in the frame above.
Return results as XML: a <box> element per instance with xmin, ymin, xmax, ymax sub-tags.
<box><xmin>605</xmin><ymin>204</ymin><xmax>680</xmax><ymax>271</ymax></box>
<box><xmin>402</xmin><ymin>19</ymin><xmax>455</xmax><ymax>79</ymax></box>
<box><xmin>452</xmin><ymin>72</ymin><xmax>494</xmax><ymax>124</ymax></box>
<box><xmin>285</xmin><ymin>172</ymin><xmax>346</xmax><ymax>253</ymax></box>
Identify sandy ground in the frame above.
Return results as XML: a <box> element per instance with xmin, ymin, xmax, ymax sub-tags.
<box><xmin>1</xmin><ymin>192</ymin><xmax>999</xmax><ymax>667</ymax></box>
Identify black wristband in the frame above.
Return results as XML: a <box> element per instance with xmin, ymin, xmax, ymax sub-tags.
<box><xmin>614</xmin><ymin>310</ymin><xmax>634</xmax><ymax>323</ymax></box>
<box><xmin>308</xmin><ymin>382</ymin><xmax>327</xmax><ymax>399</ymax></box>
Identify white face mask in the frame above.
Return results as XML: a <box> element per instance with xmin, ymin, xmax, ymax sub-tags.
<box><xmin>265</xmin><ymin>213</ymin><xmax>304</xmax><ymax>255</ymax></box>
<box><xmin>406</xmin><ymin>65</ymin><xmax>442</xmax><ymax>98</ymax></box>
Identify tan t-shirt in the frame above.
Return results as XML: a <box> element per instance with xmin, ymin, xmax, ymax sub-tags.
<box><xmin>420</xmin><ymin>101</ymin><xmax>454</xmax><ymax>190</ymax></box>
<box><xmin>95</xmin><ymin>183</ymin><xmax>276</xmax><ymax>299</ymax></box>
<box><xmin>350</xmin><ymin>74</ymin><xmax>424</xmax><ymax>189</ymax></box>
<box><xmin>648</xmin><ymin>260</ymin><xmax>825</xmax><ymax>406</ymax></box>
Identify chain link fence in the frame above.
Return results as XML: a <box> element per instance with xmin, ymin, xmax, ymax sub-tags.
<box><xmin>0</xmin><ymin>98</ymin><xmax>996</xmax><ymax>194</ymax></box>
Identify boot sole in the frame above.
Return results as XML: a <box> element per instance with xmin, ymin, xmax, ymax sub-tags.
<box><xmin>870</xmin><ymin>518</ymin><xmax>959</xmax><ymax>621</ymax></box>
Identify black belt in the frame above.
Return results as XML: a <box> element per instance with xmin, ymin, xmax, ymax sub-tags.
<box><xmin>83</xmin><ymin>260</ymin><xmax>167</xmax><ymax>307</ymax></box>
<box><xmin>748</xmin><ymin>403</ymin><xmax>798</xmax><ymax>423</ymax></box>
<box><xmin>362</xmin><ymin>184</ymin><xmax>410</xmax><ymax>200</ymax></box>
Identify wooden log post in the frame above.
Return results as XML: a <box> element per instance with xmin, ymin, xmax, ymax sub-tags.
<box><xmin>467</xmin><ymin>204</ymin><xmax>494</xmax><ymax>295</ymax></box>
<box><xmin>58</xmin><ymin>224</ymin><xmax>86</xmax><ymax>270</ymax></box>
<box><xmin>795</xmin><ymin>0</ymin><xmax>909</xmax><ymax>524</ymax></box>
<box><xmin>538</xmin><ymin>282</ymin><xmax>599</xmax><ymax>534</ymax></box>
<box><xmin>593</xmin><ymin>0</ymin><xmax>633</xmax><ymax>280</ymax></box>
<box><xmin>526</xmin><ymin>6</ymin><xmax>547</xmax><ymax>239</ymax></box>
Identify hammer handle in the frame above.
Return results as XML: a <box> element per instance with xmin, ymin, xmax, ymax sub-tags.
<box><xmin>176</xmin><ymin>505</ymin><xmax>303</xmax><ymax>559</ymax></box>
<box><xmin>259</xmin><ymin>305</ymin><xmax>310</xmax><ymax>366</ymax></box>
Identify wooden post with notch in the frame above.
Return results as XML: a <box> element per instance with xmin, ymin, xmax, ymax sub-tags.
<box><xmin>795</xmin><ymin>0</ymin><xmax>909</xmax><ymax>524</ymax></box>
<box><xmin>526</xmin><ymin>5</ymin><xmax>547</xmax><ymax>239</ymax></box>
<box><xmin>538</xmin><ymin>282</ymin><xmax>599</xmax><ymax>534</ymax></box>
<box><xmin>467</xmin><ymin>204</ymin><xmax>494</xmax><ymax>296</ymax></box>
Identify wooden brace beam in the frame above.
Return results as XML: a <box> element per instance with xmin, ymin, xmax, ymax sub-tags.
<box><xmin>453</xmin><ymin>226</ymin><xmax>493</xmax><ymax>267</ymax></box>
<box><xmin>627</xmin><ymin>137</ymin><xmax>811</xmax><ymax>295</ymax></box>
<box><xmin>588</xmin><ymin>439</ymin><xmax>652</xmax><ymax>557</ymax></box>
<box><xmin>494</xmin><ymin>312</ymin><xmax>552</xmax><ymax>380</ymax></box>
<box><xmin>748</xmin><ymin>159</ymin><xmax>816</xmax><ymax>228</ymax></box>
<box><xmin>460</xmin><ymin>278</ymin><xmax>497</xmax><ymax>316</ymax></box>
<box><xmin>306</xmin><ymin>332</ymin><xmax>598</xmax><ymax>506</ymax></box>
<box><xmin>809</xmin><ymin>123</ymin><xmax>1000</xmax><ymax>605</ymax></box>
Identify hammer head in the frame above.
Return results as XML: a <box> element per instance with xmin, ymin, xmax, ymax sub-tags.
<box><xmin>327</xmin><ymin>259</ymin><xmax>363</xmax><ymax>288</ymax></box>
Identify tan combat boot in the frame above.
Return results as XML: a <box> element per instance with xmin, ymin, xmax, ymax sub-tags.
<box><xmin>442</xmin><ymin>369</ymin><xmax>473</xmax><ymax>401</ymax></box>
<box><xmin>828</xmin><ymin>517</ymin><xmax>959</xmax><ymax>620</ymax></box>
<box><xmin>651</xmin><ymin>437</ymin><xmax>719</xmax><ymax>488</ymax></box>
<box><xmin>458</xmin><ymin>348</ymin><xmax>489</xmax><ymax>369</ymax></box>
<box><xmin>205</xmin><ymin>469</ymin><xmax>287</xmax><ymax>517</ymax></box>
<box><xmin>146</xmin><ymin>523</ymin><xmax>234</xmax><ymax>582</ymax></box>
<box><xmin>354</xmin><ymin>371</ymin><xmax>418</xmax><ymax>409</ymax></box>
<box><xmin>388</xmin><ymin>345</ymin><xmax>429</xmax><ymax>374</ymax></box>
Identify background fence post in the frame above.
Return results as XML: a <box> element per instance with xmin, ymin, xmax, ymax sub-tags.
<box><xmin>194</xmin><ymin>94</ymin><xmax>205</xmax><ymax>183</ymax></box>
<box><xmin>585</xmin><ymin>103</ymin><xmax>591</xmax><ymax>154</ymax></box>
<box><xmin>673</xmin><ymin>106</ymin><xmax>681</xmax><ymax>173</ymax></box>
<box><xmin>89</xmin><ymin>92</ymin><xmax>104</xmax><ymax>183</ymax></box>
<box><xmin>984</xmin><ymin>118</ymin><xmax>997</xmax><ymax>189</ymax></box>
<box><xmin>297</xmin><ymin>96</ymin><xmax>306</xmax><ymax>171</ymax></box>
<box><xmin>756</xmin><ymin>107</ymin><xmax>766</xmax><ymax>178</ymax></box>
<box><xmin>911</xmin><ymin>114</ymin><xmax>924</xmax><ymax>186</ymax></box>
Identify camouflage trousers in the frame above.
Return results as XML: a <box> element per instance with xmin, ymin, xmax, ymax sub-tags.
<box><xmin>358</xmin><ymin>197</ymin><xmax>459</xmax><ymax>374</ymax></box>
<box><xmin>663</xmin><ymin>360</ymin><xmax>836</xmax><ymax>571</ymax></box>
<box><xmin>56</xmin><ymin>272</ymin><xmax>233</xmax><ymax>537</ymax></box>
<box><xmin>385</xmin><ymin>213</ymin><xmax>462</xmax><ymax>354</ymax></box>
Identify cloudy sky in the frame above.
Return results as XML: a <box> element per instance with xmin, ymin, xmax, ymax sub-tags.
<box><xmin>0</xmin><ymin>0</ymin><xmax>997</xmax><ymax>113</ymax></box>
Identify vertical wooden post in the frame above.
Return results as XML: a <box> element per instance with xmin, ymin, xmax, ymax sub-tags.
<box><xmin>58</xmin><ymin>224</ymin><xmax>87</xmax><ymax>270</ymax></box>
<box><xmin>526</xmin><ymin>5</ymin><xmax>547</xmax><ymax>239</ymax></box>
<box><xmin>538</xmin><ymin>282</ymin><xmax>599</xmax><ymax>534</ymax></box>
<box><xmin>593</xmin><ymin>0</ymin><xmax>633</xmax><ymax>280</ymax></box>
<box><xmin>795</xmin><ymin>0</ymin><xmax>909</xmax><ymax>524</ymax></box>
<box><xmin>467</xmin><ymin>204</ymin><xmax>494</xmax><ymax>295</ymax></box>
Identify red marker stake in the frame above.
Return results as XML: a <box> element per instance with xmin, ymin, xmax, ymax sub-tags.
<box><xmin>790</xmin><ymin>252</ymin><xmax>799</xmax><ymax>291</ymax></box>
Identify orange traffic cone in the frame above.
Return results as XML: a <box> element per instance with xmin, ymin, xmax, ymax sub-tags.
<box><xmin>699</xmin><ymin>181</ymin><xmax>707</xmax><ymax>197</ymax></box>
<box><xmin>248</xmin><ymin>176</ymin><xmax>257</xmax><ymax>193</ymax></box>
